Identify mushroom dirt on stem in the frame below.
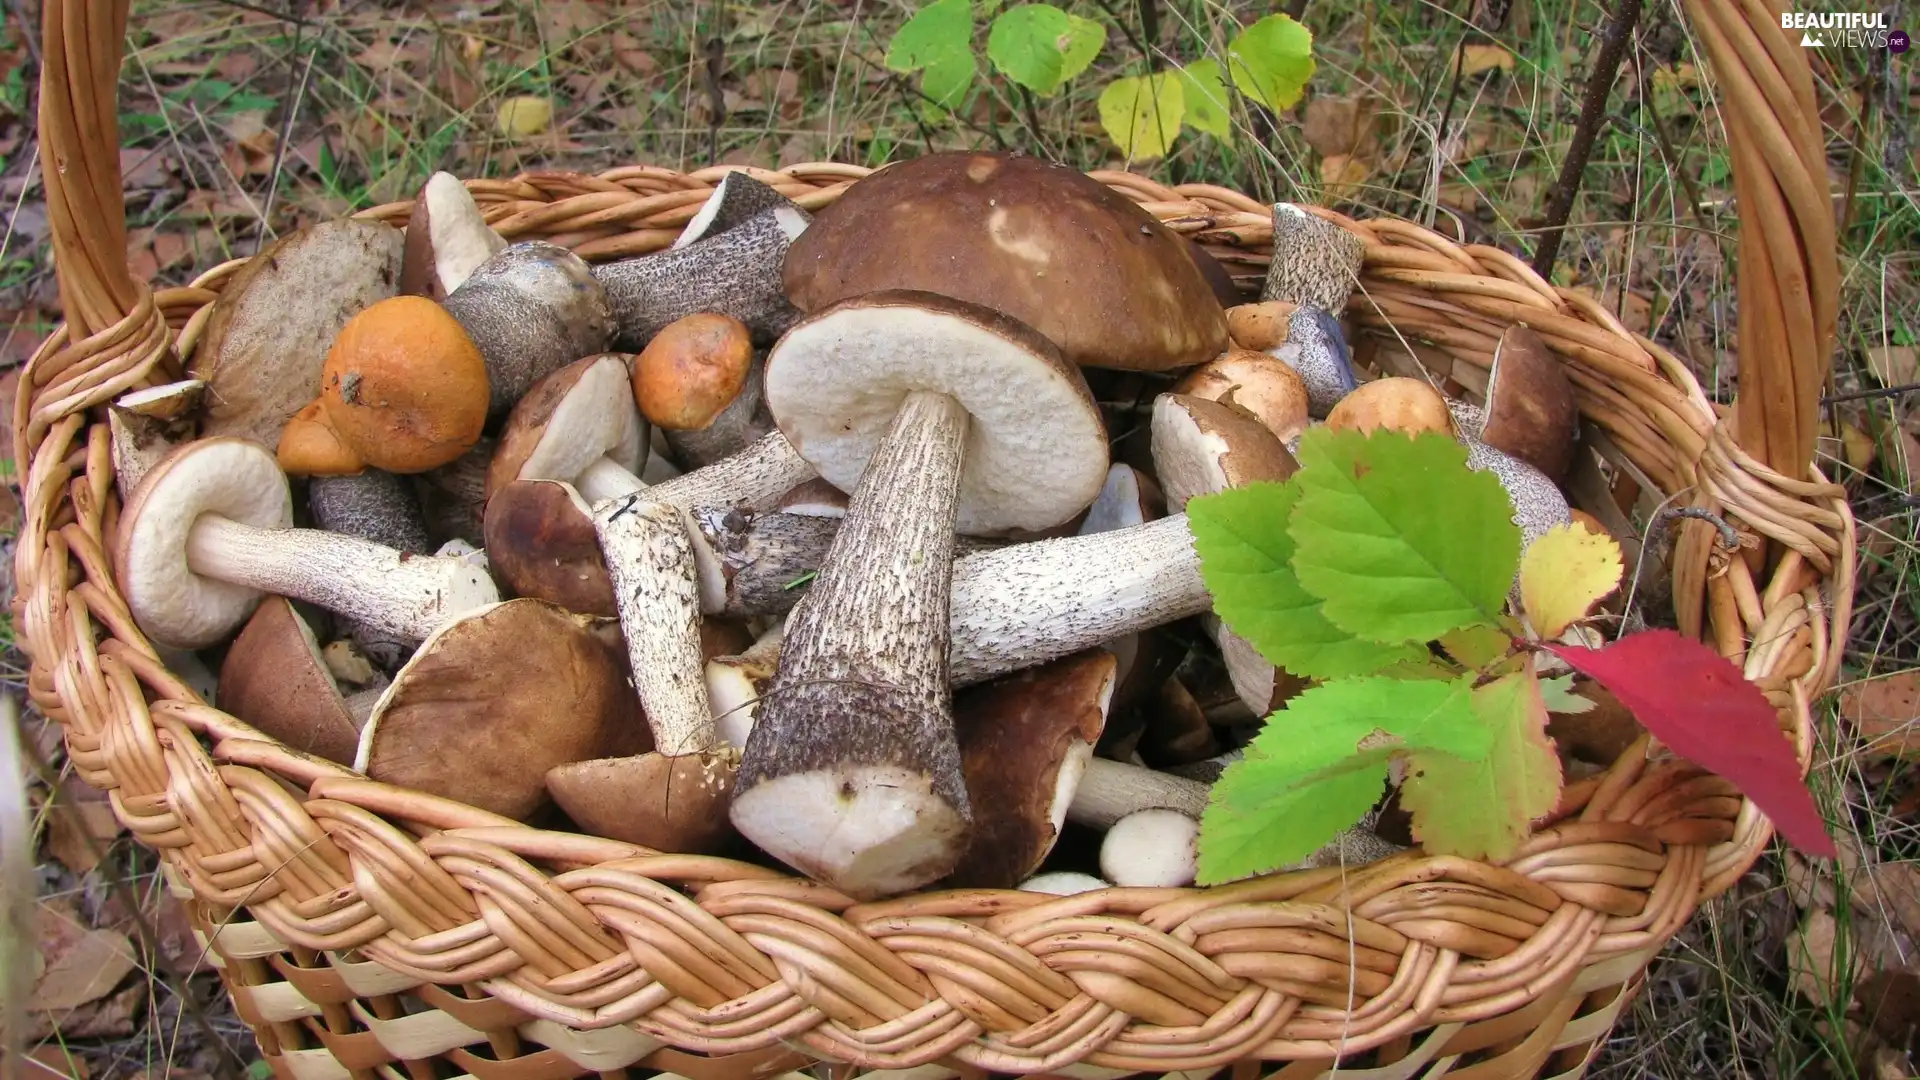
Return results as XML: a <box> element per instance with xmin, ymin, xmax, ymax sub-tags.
<box><xmin>728</xmin><ymin>291</ymin><xmax>1110</xmax><ymax>900</ymax></box>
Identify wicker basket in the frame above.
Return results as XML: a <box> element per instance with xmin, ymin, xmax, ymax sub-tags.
<box><xmin>18</xmin><ymin>2</ymin><xmax>1853</xmax><ymax>1078</ymax></box>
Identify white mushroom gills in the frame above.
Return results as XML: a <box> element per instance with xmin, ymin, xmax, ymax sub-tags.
<box><xmin>593</xmin><ymin>496</ymin><xmax>720</xmax><ymax>756</ymax></box>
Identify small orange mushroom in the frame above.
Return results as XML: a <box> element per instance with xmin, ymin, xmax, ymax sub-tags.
<box><xmin>632</xmin><ymin>312</ymin><xmax>755</xmax><ymax>431</ymax></box>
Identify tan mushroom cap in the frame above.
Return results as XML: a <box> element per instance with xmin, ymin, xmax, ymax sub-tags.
<box><xmin>1324</xmin><ymin>377</ymin><xmax>1459</xmax><ymax>439</ymax></box>
<box><xmin>219</xmin><ymin>596</ymin><xmax>361</xmax><ymax>766</ymax></box>
<box><xmin>400</xmin><ymin>171</ymin><xmax>507</xmax><ymax>302</ymax></box>
<box><xmin>353</xmin><ymin>599</ymin><xmax>641</xmax><ymax>820</ymax></box>
<box><xmin>633</xmin><ymin>312</ymin><xmax>755</xmax><ymax>431</ymax></box>
<box><xmin>1150</xmin><ymin>393</ymin><xmax>1300</xmax><ymax>513</ymax></box>
<box><xmin>782</xmin><ymin>151</ymin><xmax>1228</xmax><ymax>373</ymax></box>
<box><xmin>546</xmin><ymin>751</ymin><xmax>738</xmax><ymax>852</ymax></box>
<box><xmin>309</xmin><ymin>295</ymin><xmax>491</xmax><ymax>474</ymax></box>
<box><xmin>1173</xmin><ymin>349</ymin><xmax>1311</xmax><ymax>444</ymax></box>
<box><xmin>481</xmin><ymin>479</ymin><xmax>615</xmax><ymax>617</ymax></box>
<box><xmin>485</xmin><ymin>353</ymin><xmax>645</xmax><ymax>501</ymax></box>
<box><xmin>1224</xmin><ymin>301</ymin><xmax>1299</xmax><ymax>352</ymax></box>
<box><xmin>947</xmin><ymin>649</ymin><xmax>1115</xmax><ymax>888</ymax></box>
<box><xmin>1482</xmin><ymin>325</ymin><xmax>1578</xmax><ymax>483</ymax></box>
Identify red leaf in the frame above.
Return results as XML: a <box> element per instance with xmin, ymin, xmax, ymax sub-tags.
<box><xmin>1543</xmin><ymin>629</ymin><xmax>1836</xmax><ymax>858</ymax></box>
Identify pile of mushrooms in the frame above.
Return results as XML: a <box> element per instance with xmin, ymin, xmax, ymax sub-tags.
<box><xmin>112</xmin><ymin>154</ymin><xmax>1598</xmax><ymax>900</ymax></box>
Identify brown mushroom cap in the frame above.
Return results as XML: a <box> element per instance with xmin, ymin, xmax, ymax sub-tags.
<box><xmin>1224</xmin><ymin>301</ymin><xmax>1299</xmax><ymax>352</ymax></box>
<box><xmin>1324</xmin><ymin>377</ymin><xmax>1458</xmax><ymax>438</ymax></box>
<box><xmin>485</xmin><ymin>353</ymin><xmax>646</xmax><ymax>501</ymax></box>
<box><xmin>1172</xmin><ymin>349</ymin><xmax>1311</xmax><ymax>444</ymax></box>
<box><xmin>782</xmin><ymin>151</ymin><xmax>1228</xmax><ymax>373</ymax></box>
<box><xmin>1150</xmin><ymin>393</ymin><xmax>1300</xmax><ymax>513</ymax></box>
<box><xmin>400</xmin><ymin>172</ymin><xmax>507</xmax><ymax>302</ymax></box>
<box><xmin>633</xmin><ymin>312</ymin><xmax>755</xmax><ymax>431</ymax></box>
<box><xmin>353</xmin><ymin>599</ymin><xmax>640</xmax><ymax>820</ymax></box>
<box><xmin>1481</xmin><ymin>325</ymin><xmax>1578</xmax><ymax>482</ymax></box>
<box><xmin>947</xmin><ymin>649</ymin><xmax>1115</xmax><ymax>888</ymax></box>
<box><xmin>546</xmin><ymin>751</ymin><xmax>738</xmax><ymax>852</ymax></box>
<box><xmin>314</xmin><ymin>295</ymin><xmax>491</xmax><ymax>474</ymax></box>
<box><xmin>219</xmin><ymin>596</ymin><xmax>361</xmax><ymax>765</ymax></box>
<box><xmin>482</xmin><ymin>479</ymin><xmax>615</xmax><ymax>616</ymax></box>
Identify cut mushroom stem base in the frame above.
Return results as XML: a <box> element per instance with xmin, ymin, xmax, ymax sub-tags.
<box><xmin>730</xmin><ymin>390</ymin><xmax>974</xmax><ymax>899</ymax></box>
<box><xmin>184</xmin><ymin>516</ymin><xmax>499</xmax><ymax>644</ymax></box>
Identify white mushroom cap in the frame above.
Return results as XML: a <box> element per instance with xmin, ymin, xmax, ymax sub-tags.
<box><xmin>116</xmin><ymin>438</ymin><xmax>294</xmax><ymax>648</ymax></box>
<box><xmin>1019</xmin><ymin>871</ymin><xmax>1110</xmax><ymax>895</ymax></box>
<box><xmin>763</xmin><ymin>290</ymin><xmax>1110</xmax><ymax>536</ymax></box>
<box><xmin>1099</xmin><ymin>807</ymin><xmax>1200</xmax><ymax>887</ymax></box>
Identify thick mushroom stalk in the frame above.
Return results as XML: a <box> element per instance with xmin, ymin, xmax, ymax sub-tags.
<box><xmin>730</xmin><ymin>292</ymin><xmax>1109</xmax><ymax>899</ymax></box>
<box><xmin>594</xmin><ymin>205</ymin><xmax>811</xmax><ymax>349</ymax></box>
<box><xmin>116</xmin><ymin>438</ymin><xmax>499</xmax><ymax>651</ymax></box>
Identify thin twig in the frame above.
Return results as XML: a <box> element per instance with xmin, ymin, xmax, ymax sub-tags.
<box><xmin>1530</xmin><ymin>0</ymin><xmax>1643</xmax><ymax>279</ymax></box>
<box><xmin>1823</xmin><ymin>380</ymin><xmax>1920</xmax><ymax>406</ymax></box>
<box><xmin>1085</xmin><ymin>0</ymin><xmax>1155</xmax><ymax>68</ymax></box>
<box><xmin>255</xmin><ymin>26</ymin><xmax>317</xmax><ymax>253</ymax></box>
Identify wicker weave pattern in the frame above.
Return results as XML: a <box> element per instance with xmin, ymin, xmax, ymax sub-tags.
<box><xmin>19</xmin><ymin>3</ymin><xmax>1850</xmax><ymax>1078</ymax></box>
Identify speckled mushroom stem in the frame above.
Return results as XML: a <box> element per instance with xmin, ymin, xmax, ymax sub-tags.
<box><xmin>574</xmin><ymin>429</ymin><xmax>817</xmax><ymax>511</ymax></box>
<box><xmin>685</xmin><ymin>504</ymin><xmax>1003</xmax><ymax>618</ymax></box>
<box><xmin>182</xmin><ymin>517</ymin><xmax>499</xmax><ymax>645</ymax></box>
<box><xmin>594</xmin><ymin>206</ymin><xmax>811</xmax><ymax>349</ymax></box>
<box><xmin>593</xmin><ymin>497</ymin><xmax>717</xmax><ymax>756</ymax></box>
<box><xmin>730</xmin><ymin>390</ymin><xmax>974</xmax><ymax>897</ymax></box>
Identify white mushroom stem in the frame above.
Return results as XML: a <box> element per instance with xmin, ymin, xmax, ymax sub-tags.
<box><xmin>730</xmin><ymin>390</ymin><xmax>975</xmax><ymax>897</ymax></box>
<box><xmin>1065</xmin><ymin>756</ymin><xmax>1209</xmax><ymax>828</ymax></box>
<box><xmin>183</xmin><ymin>516</ymin><xmax>499</xmax><ymax>645</ymax></box>
<box><xmin>593</xmin><ymin>497</ymin><xmax>717</xmax><ymax>756</ymax></box>
<box><xmin>577</xmin><ymin>430</ymin><xmax>817</xmax><ymax>511</ymax></box>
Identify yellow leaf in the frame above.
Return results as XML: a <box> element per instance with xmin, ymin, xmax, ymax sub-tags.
<box><xmin>1518</xmin><ymin>521</ymin><xmax>1623</xmax><ymax>639</ymax></box>
<box><xmin>496</xmin><ymin>96</ymin><xmax>554</xmax><ymax>137</ymax></box>
<box><xmin>1097</xmin><ymin>73</ymin><xmax>1184</xmax><ymax>161</ymax></box>
<box><xmin>1318</xmin><ymin>154</ymin><xmax>1369</xmax><ymax>201</ymax></box>
<box><xmin>1458</xmin><ymin>43</ymin><xmax>1515</xmax><ymax>77</ymax></box>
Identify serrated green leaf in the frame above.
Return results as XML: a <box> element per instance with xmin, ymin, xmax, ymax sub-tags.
<box><xmin>1400</xmin><ymin>668</ymin><xmax>1563</xmax><ymax>862</ymax></box>
<box><xmin>919</xmin><ymin>48</ymin><xmax>978</xmax><ymax>110</ymax></box>
<box><xmin>1189</xmin><ymin>483</ymin><xmax>1427</xmax><ymax>681</ymax></box>
<box><xmin>1439</xmin><ymin>624</ymin><xmax>1516</xmax><ymax>670</ymax></box>
<box><xmin>1540</xmin><ymin>674</ymin><xmax>1598</xmax><ymax>714</ymax></box>
<box><xmin>1289</xmin><ymin>428</ymin><xmax>1522</xmax><ymax>644</ymax></box>
<box><xmin>1097</xmin><ymin>71</ymin><xmax>1184</xmax><ymax>160</ymax></box>
<box><xmin>886</xmin><ymin>0</ymin><xmax>975</xmax><ymax>74</ymax></box>
<box><xmin>1195</xmin><ymin>675</ymin><xmax>1490</xmax><ymax>884</ymax></box>
<box><xmin>1227</xmin><ymin>13</ymin><xmax>1316</xmax><ymax>114</ymax></box>
<box><xmin>1175</xmin><ymin>58</ymin><xmax>1232</xmax><ymax>140</ymax></box>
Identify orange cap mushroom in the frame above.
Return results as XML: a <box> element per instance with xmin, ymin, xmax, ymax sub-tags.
<box><xmin>1324</xmin><ymin>377</ymin><xmax>1458</xmax><ymax>438</ymax></box>
<box><xmin>633</xmin><ymin>312</ymin><xmax>756</xmax><ymax>431</ymax></box>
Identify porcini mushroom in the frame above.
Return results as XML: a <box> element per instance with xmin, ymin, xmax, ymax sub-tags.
<box><xmin>441</xmin><ymin>241</ymin><xmax>616</xmax><ymax>426</ymax></box>
<box><xmin>109</xmin><ymin>379</ymin><xmax>206</xmax><ymax>501</ymax></box>
<box><xmin>783</xmin><ymin>151</ymin><xmax>1228</xmax><ymax>373</ymax></box>
<box><xmin>219</xmin><ymin>596</ymin><xmax>368</xmax><ymax>765</ymax></box>
<box><xmin>594</xmin><ymin>202</ymin><xmax>811</xmax><ymax>349</ymax></box>
<box><xmin>115</xmin><ymin>437</ymin><xmax>500</xmax><ymax>650</ymax></box>
<box><xmin>1262</xmin><ymin>203</ymin><xmax>1366</xmax><ymax>315</ymax></box>
<box><xmin>279</xmin><ymin>294</ymin><xmax>492</xmax><ymax>476</ymax></box>
<box><xmin>947</xmin><ymin>650</ymin><xmax>1114</xmax><ymax>889</ymax></box>
<box><xmin>354</xmin><ymin>599</ymin><xmax>639</xmax><ymax>820</ymax></box>
<box><xmin>1172</xmin><ymin>350</ymin><xmax>1311</xmax><ymax>445</ymax></box>
<box><xmin>189</xmin><ymin>219</ymin><xmax>406</xmax><ymax>451</ymax></box>
<box><xmin>730</xmin><ymin>290</ymin><xmax>1110</xmax><ymax>898</ymax></box>
<box><xmin>401</xmin><ymin>171</ymin><xmax>507</xmax><ymax>301</ymax></box>
<box><xmin>482</xmin><ymin>479</ymin><xmax>615</xmax><ymax>616</ymax></box>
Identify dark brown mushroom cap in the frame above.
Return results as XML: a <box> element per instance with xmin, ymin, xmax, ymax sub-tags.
<box><xmin>219</xmin><ymin>596</ymin><xmax>360</xmax><ymax>765</ymax></box>
<box><xmin>948</xmin><ymin>649</ymin><xmax>1115</xmax><ymax>889</ymax></box>
<box><xmin>782</xmin><ymin>151</ymin><xmax>1228</xmax><ymax>373</ymax></box>
<box><xmin>482</xmin><ymin>479</ymin><xmax>615</xmax><ymax>616</ymax></box>
<box><xmin>1482</xmin><ymin>325</ymin><xmax>1578</xmax><ymax>483</ymax></box>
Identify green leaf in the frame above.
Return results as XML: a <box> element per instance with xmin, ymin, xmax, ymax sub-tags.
<box><xmin>1196</xmin><ymin>675</ymin><xmax>1491</xmax><ymax>884</ymax></box>
<box><xmin>1097</xmin><ymin>71</ymin><xmax>1184</xmax><ymax>160</ymax></box>
<box><xmin>987</xmin><ymin>4</ymin><xmax>1104</xmax><ymax>95</ymax></box>
<box><xmin>1399</xmin><ymin>667</ymin><xmax>1563</xmax><ymax>862</ymax></box>
<box><xmin>1188</xmin><ymin>483</ymin><xmax>1427</xmax><ymax>681</ymax></box>
<box><xmin>886</xmin><ymin>0</ymin><xmax>978</xmax><ymax>108</ymax></box>
<box><xmin>1227</xmin><ymin>13</ymin><xmax>1316</xmax><ymax>114</ymax></box>
<box><xmin>1175</xmin><ymin>58</ymin><xmax>1233</xmax><ymax>141</ymax></box>
<box><xmin>1288</xmin><ymin>427</ymin><xmax>1522</xmax><ymax>645</ymax></box>
<box><xmin>1540</xmin><ymin>674</ymin><xmax>1597</xmax><ymax>714</ymax></box>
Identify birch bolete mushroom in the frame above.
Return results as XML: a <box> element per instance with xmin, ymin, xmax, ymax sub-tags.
<box><xmin>1270</xmin><ymin>305</ymin><xmax>1360</xmax><ymax>419</ymax></box>
<box><xmin>486</xmin><ymin>353</ymin><xmax>649</xmax><ymax>504</ymax></box>
<box><xmin>1172</xmin><ymin>350</ymin><xmax>1311</xmax><ymax>445</ymax></box>
<box><xmin>482</xmin><ymin>479</ymin><xmax>615</xmax><ymax>616</ymax></box>
<box><xmin>1099</xmin><ymin>809</ymin><xmax>1199</xmax><ymax>888</ymax></box>
<box><xmin>308</xmin><ymin>468</ymin><xmax>436</xmax><ymax>669</ymax></box>
<box><xmin>1020</xmin><ymin>872</ymin><xmax>1111</xmax><ymax>895</ymax></box>
<box><xmin>672</xmin><ymin>170</ymin><xmax>796</xmax><ymax>249</ymax></box>
<box><xmin>278</xmin><ymin>294</ymin><xmax>493</xmax><ymax>476</ymax></box>
<box><xmin>1224</xmin><ymin>301</ymin><xmax>1299</xmax><ymax>352</ymax></box>
<box><xmin>594</xmin><ymin>202</ymin><xmax>811</xmax><ymax>349</ymax></box>
<box><xmin>1151</xmin><ymin>393</ymin><xmax>1300</xmax><ymax>513</ymax></box>
<box><xmin>1325</xmin><ymin>376</ymin><xmax>1459</xmax><ymax>438</ymax></box>
<box><xmin>219</xmin><ymin>595</ymin><xmax>381</xmax><ymax>765</ymax></box>
<box><xmin>1262</xmin><ymin>203</ymin><xmax>1366</xmax><ymax>315</ymax></box>
<box><xmin>353</xmin><ymin>599</ymin><xmax>640</xmax><ymax>820</ymax></box>
<box><xmin>730</xmin><ymin>290</ymin><xmax>1110</xmax><ymax>898</ymax></box>
<box><xmin>400</xmin><ymin>172</ymin><xmax>506</xmax><ymax>301</ymax></box>
<box><xmin>189</xmin><ymin>219</ymin><xmax>405</xmax><ymax>450</ymax></box>
<box><xmin>1463</xmin><ymin>325</ymin><xmax>1579</xmax><ymax>483</ymax></box>
<box><xmin>442</xmin><ymin>241</ymin><xmax>616</xmax><ymax>426</ymax></box>
<box><xmin>115</xmin><ymin>438</ymin><xmax>500</xmax><ymax>651</ymax></box>
<box><xmin>109</xmin><ymin>379</ymin><xmax>206</xmax><ymax>501</ymax></box>
<box><xmin>947</xmin><ymin>650</ymin><xmax>1114</xmax><ymax>889</ymax></box>
<box><xmin>783</xmin><ymin>151</ymin><xmax>1227</xmax><ymax>373</ymax></box>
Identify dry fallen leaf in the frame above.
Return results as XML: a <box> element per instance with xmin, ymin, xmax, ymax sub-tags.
<box><xmin>31</xmin><ymin>901</ymin><xmax>136</xmax><ymax>1013</ymax></box>
<box><xmin>43</xmin><ymin>775</ymin><xmax>122</xmax><ymax>875</ymax></box>
<box><xmin>1459</xmin><ymin>43</ymin><xmax>1516</xmax><ymax>77</ymax></box>
<box><xmin>496</xmin><ymin>95</ymin><xmax>554</xmax><ymax>137</ymax></box>
<box><xmin>1791</xmin><ymin>907</ymin><xmax>1844</xmax><ymax>1007</ymax></box>
<box><xmin>1302</xmin><ymin>94</ymin><xmax>1379</xmax><ymax>160</ymax></box>
<box><xmin>1869</xmin><ymin>345</ymin><xmax>1920</xmax><ymax>387</ymax></box>
<box><xmin>1852</xmin><ymin>859</ymin><xmax>1920</xmax><ymax>942</ymax></box>
<box><xmin>1318</xmin><ymin>154</ymin><xmax>1369</xmax><ymax>201</ymax></box>
<box><xmin>1841</xmin><ymin>672</ymin><xmax>1920</xmax><ymax>760</ymax></box>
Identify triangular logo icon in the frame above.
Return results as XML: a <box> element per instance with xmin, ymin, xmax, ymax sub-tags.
<box><xmin>1800</xmin><ymin>30</ymin><xmax>1823</xmax><ymax>46</ymax></box>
